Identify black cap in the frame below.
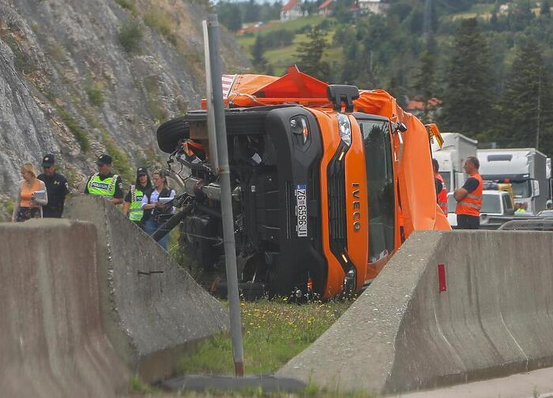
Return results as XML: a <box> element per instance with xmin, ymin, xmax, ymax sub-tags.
<box><xmin>96</xmin><ymin>154</ymin><xmax>112</xmax><ymax>165</ymax></box>
<box><xmin>137</xmin><ymin>167</ymin><xmax>147</xmax><ymax>176</ymax></box>
<box><xmin>42</xmin><ymin>154</ymin><xmax>55</xmax><ymax>167</ymax></box>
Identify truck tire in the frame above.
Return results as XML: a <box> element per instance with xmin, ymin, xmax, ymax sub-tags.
<box><xmin>157</xmin><ymin>116</ymin><xmax>189</xmax><ymax>153</ymax></box>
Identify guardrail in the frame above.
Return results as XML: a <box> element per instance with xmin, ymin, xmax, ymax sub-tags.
<box><xmin>498</xmin><ymin>219</ymin><xmax>553</xmax><ymax>231</ymax></box>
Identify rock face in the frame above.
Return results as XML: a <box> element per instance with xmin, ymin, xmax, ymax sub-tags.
<box><xmin>0</xmin><ymin>0</ymin><xmax>249</xmax><ymax>215</ymax></box>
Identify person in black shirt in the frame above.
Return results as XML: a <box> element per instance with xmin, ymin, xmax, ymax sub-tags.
<box><xmin>37</xmin><ymin>154</ymin><xmax>70</xmax><ymax>218</ymax></box>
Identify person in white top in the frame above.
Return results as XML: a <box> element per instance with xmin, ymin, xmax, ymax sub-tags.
<box><xmin>141</xmin><ymin>170</ymin><xmax>175</xmax><ymax>250</ymax></box>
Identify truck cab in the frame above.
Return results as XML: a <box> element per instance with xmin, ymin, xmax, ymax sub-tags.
<box><xmin>156</xmin><ymin>68</ymin><xmax>449</xmax><ymax>298</ymax></box>
<box><xmin>478</xmin><ymin>149</ymin><xmax>548</xmax><ymax>215</ymax></box>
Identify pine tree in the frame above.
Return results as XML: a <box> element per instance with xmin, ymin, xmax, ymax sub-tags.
<box><xmin>541</xmin><ymin>0</ymin><xmax>551</xmax><ymax>17</ymax></box>
<box><xmin>439</xmin><ymin>18</ymin><xmax>496</xmax><ymax>139</ymax></box>
<box><xmin>294</xmin><ymin>26</ymin><xmax>330</xmax><ymax>81</ymax></box>
<box><xmin>496</xmin><ymin>42</ymin><xmax>553</xmax><ymax>155</ymax></box>
<box><xmin>251</xmin><ymin>35</ymin><xmax>267</xmax><ymax>73</ymax></box>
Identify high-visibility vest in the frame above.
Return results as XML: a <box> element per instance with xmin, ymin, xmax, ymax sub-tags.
<box><xmin>129</xmin><ymin>185</ymin><xmax>144</xmax><ymax>221</ymax></box>
<box><xmin>87</xmin><ymin>173</ymin><xmax>119</xmax><ymax>197</ymax></box>
<box><xmin>435</xmin><ymin>173</ymin><xmax>448</xmax><ymax>215</ymax></box>
<box><xmin>456</xmin><ymin>173</ymin><xmax>483</xmax><ymax>217</ymax></box>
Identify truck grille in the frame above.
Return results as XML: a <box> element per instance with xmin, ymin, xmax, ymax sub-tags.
<box><xmin>327</xmin><ymin>143</ymin><xmax>348</xmax><ymax>263</ymax></box>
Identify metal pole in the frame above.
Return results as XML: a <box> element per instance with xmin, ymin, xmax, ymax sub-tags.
<box><xmin>205</xmin><ymin>14</ymin><xmax>245</xmax><ymax>377</ymax></box>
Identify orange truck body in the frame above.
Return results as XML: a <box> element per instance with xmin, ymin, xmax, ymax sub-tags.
<box><xmin>164</xmin><ymin>66</ymin><xmax>450</xmax><ymax>299</ymax></box>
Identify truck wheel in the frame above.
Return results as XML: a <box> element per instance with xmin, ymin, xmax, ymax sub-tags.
<box><xmin>157</xmin><ymin>116</ymin><xmax>189</xmax><ymax>153</ymax></box>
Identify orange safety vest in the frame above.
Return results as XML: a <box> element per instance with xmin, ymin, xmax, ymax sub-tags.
<box><xmin>456</xmin><ymin>173</ymin><xmax>483</xmax><ymax>217</ymax></box>
<box><xmin>435</xmin><ymin>173</ymin><xmax>448</xmax><ymax>215</ymax></box>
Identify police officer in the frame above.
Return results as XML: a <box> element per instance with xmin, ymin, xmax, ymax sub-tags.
<box><xmin>123</xmin><ymin>167</ymin><xmax>152</xmax><ymax>229</ymax></box>
<box><xmin>37</xmin><ymin>154</ymin><xmax>70</xmax><ymax>218</ymax></box>
<box><xmin>454</xmin><ymin>156</ymin><xmax>482</xmax><ymax>229</ymax></box>
<box><xmin>84</xmin><ymin>154</ymin><xmax>124</xmax><ymax>205</ymax></box>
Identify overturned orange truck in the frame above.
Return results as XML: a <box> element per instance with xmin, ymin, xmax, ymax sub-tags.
<box><xmin>157</xmin><ymin>66</ymin><xmax>450</xmax><ymax>299</ymax></box>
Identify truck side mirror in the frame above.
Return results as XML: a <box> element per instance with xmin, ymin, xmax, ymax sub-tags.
<box><xmin>532</xmin><ymin>180</ymin><xmax>540</xmax><ymax>197</ymax></box>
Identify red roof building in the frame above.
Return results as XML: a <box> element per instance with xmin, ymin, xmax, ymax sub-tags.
<box><xmin>318</xmin><ymin>0</ymin><xmax>334</xmax><ymax>16</ymax></box>
<box><xmin>281</xmin><ymin>0</ymin><xmax>305</xmax><ymax>21</ymax></box>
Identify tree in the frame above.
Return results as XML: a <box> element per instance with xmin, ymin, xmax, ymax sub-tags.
<box><xmin>218</xmin><ymin>2</ymin><xmax>242</xmax><ymax>32</ymax></box>
<box><xmin>495</xmin><ymin>42</ymin><xmax>553</xmax><ymax>155</ymax></box>
<box><xmin>439</xmin><ymin>19</ymin><xmax>496</xmax><ymax>139</ymax></box>
<box><xmin>294</xmin><ymin>26</ymin><xmax>330</xmax><ymax>81</ymax></box>
<box><xmin>541</xmin><ymin>0</ymin><xmax>551</xmax><ymax>17</ymax></box>
<box><xmin>251</xmin><ymin>35</ymin><xmax>267</xmax><ymax>73</ymax></box>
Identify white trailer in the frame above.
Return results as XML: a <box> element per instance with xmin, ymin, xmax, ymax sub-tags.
<box><xmin>477</xmin><ymin>148</ymin><xmax>548</xmax><ymax>214</ymax></box>
<box><xmin>431</xmin><ymin>133</ymin><xmax>477</xmax><ymax>191</ymax></box>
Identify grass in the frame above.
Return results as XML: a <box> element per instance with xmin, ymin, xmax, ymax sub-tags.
<box><xmin>56</xmin><ymin>107</ymin><xmax>90</xmax><ymax>152</ymax></box>
<box><xmin>143</xmin><ymin>8</ymin><xmax>177</xmax><ymax>46</ymax></box>
<box><xmin>236</xmin><ymin>17</ymin><xmax>337</xmax><ymax>76</ymax></box>
<box><xmin>177</xmin><ymin>299</ymin><xmax>352</xmax><ymax>376</ymax></box>
<box><xmin>86</xmin><ymin>82</ymin><xmax>105</xmax><ymax>106</ymax></box>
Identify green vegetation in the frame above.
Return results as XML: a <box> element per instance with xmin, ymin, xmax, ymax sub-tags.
<box><xmin>230</xmin><ymin>0</ymin><xmax>553</xmax><ymax>157</ymax></box>
<box><xmin>56</xmin><ymin>107</ymin><xmax>90</xmax><ymax>152</ymax></box>
<box><xmin>118</xmin><ymin>19</ymin><xmax>143</xmax><ymax>53</ymax></box>
<box><xmin>143</xmin><ymin>9</ymin><xmax>177</xmax><ymax>46</ymax></box>
<box><xmin>143</xmin><ymin>75</ymin><xmax>168</xmax><ymax>123</ymax></box>
<box><xmin>178</xmin><ymin>299</ymin><xmax>352</xmax><ymax>375</ymax></box>
<box><xmin>114</xmin><ymin>0</ymin><xmax>137</xmax><ymax>16</ymax></box>
<box><xmin>86</xmin><ymin>83</ymin><xmax>105</xmax><ymax>107</ymax></box>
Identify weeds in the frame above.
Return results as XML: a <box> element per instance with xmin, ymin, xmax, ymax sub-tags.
<box><xmin>118</xmin><ymin>19</ymin><xmax>143</xmax><ymax>53</ymax></box>
<box><xmin>86</xmin><ymin>82</ymin><xmax>105</xmax><ymax>106</ymax></box>
<box><xmin>56</xmin><ymin>107</ymin><xmax>90</xmax><ymax>152</ymax></box>
<box><xmin>177</xmin><ymin>299</ymin><xmax>352</xmax><ymax>376</ymax></box>
<box><xmin>143</xmin><ymin>9</ymin><xmax>177</xmax><ymax>45</ymax></box>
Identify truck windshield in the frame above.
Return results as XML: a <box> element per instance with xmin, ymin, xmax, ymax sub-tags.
<box><xmin>359</xmin><ymin>119</ymin><xmax>395</xmax><ymax>263</ymax></box>
<box><xmin>511</xmin><ymin>181</ymin><xmax>531</xmax><ymax>198</ymax></box>
<box><xmin>481</xmin><ymin>194</ymin><xmax>502</xmax><ymax>214</ymax></box>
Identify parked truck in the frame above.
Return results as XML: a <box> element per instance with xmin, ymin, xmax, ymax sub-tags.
<box><xmin>477</xmin><ymin>149</ymin><xmax>548</xmax><ymax>214</ymax></box>
<box><xmin>431</xmin><ymin>133</ymin><xmax>477</xmax><ymax>192</ymax></box>
<box><xmin>156</xmin><ymin>67</ymin><xmax>449</xmax><ymax>299</ymax></box>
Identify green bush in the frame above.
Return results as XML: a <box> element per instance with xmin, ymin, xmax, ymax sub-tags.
<box><xmin>86</xmin><ymin>83</ymin><xmax>104</xmax><ymax>107</ymax></box>
<box><xmin>118</xmin><ymin>20</ymin><xmax>143</xmax><ymax>53</ymax></box>
<box><xmin>57</xmin><ymin>107</ymin><xmax>90</xmax><ymax>152</ymax></box>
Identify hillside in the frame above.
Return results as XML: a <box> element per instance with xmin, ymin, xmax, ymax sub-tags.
<box><xmin>0</xmin><ymin>0</ymin><xmax>250</xmax><ymax>217</ymax></box>
<box><xmin>230</xmin><ymin>0</ymin><xmax>553</xmax><ymax>157</ymax></box>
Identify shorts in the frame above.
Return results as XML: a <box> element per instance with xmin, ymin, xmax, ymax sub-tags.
<box><xmin>16</xmin><ymin>207</ymin><xmax>41</xmax><ymax>222</ymax></box>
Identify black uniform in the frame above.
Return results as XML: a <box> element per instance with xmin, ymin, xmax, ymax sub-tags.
<box><xmin>38</xmin><ymin>172</ymin><xmax>70</xmax><ymax>218</ymax></box>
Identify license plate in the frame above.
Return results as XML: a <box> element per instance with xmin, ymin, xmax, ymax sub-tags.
<box><xmin>295</xmin><ymin>184</ymin><xmax>308</xmax><ymax>237</ymax></box>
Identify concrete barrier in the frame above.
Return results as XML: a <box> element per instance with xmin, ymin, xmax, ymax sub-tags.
<box><xmin>278</xmin><ymin>230</ymin><xmax>553</xmax><ymax>395</ymax></box>
<box><xmin>0</xmin><ymin>220</ymin><xmax>129</xmax><ymax>398</ymax></box>
<box><xmin>64</xmin><ymin>195</ymin><xmax>229</xmax><ymax>382</ymax></box>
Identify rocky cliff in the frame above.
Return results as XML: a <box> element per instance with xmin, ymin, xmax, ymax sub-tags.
<box><xmin>0</xmin><ymin>0</ymin><xmax>249</xmax><ymax>217</ymax></box>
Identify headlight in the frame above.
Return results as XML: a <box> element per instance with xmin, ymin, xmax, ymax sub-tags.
<box><xmin>337</xmin><ymin>114</ymin><xmax>351</xmax><ymax>146</ymax></box>
<box><xmin>290</xmin><ymin>115</ymin><xmax>310</xmax><ymax>145</ymax></box>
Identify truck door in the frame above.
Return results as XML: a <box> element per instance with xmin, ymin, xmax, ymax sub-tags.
<box><xmin>354</xmin><ymin>115</ymin><xmax>396</xmax><ymax>267</ymax></box>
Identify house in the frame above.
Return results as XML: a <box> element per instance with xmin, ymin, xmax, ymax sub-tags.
<box><xmin>318</xmin><ymin>0</ymin><xmax>334</xmax><ymax>17</ymax></box>
<box><xmin>406</xmin><ymin>97</ymin><xmax>442</xmax><ymax>120</ymax></box>
<box><xmin>357</xmin><ymin>0</ymin><xmax>389</xmax><ymax>16</ymax></box>
<box><xmin>281</xmin><ymin>0</ymin><xmax>306</xmax><ymax>22</ymax></box>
